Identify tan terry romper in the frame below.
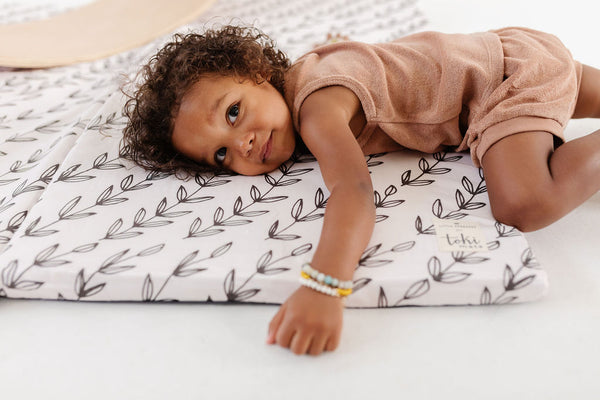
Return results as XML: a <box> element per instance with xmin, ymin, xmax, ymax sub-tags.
<box><xmin>284</xmin><ymin>27</ymin><xmax>582</xmax><ymax>166</ymax></box>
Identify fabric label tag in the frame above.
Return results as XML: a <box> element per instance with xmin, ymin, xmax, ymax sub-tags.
<box><xmin>433</xmin><ymin>218</ymin><xmax>487</xmax><ymax>252</ymax></box>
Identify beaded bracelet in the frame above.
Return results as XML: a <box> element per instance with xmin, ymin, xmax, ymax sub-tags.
<box><xmin>299</xmin><ymin>276</ymin><xmax>342</xmax><ymax>297</ymax></box>
<box><xmin>300</xmin><ymin>272</ymin><xmax>353</xmax><ymax>297</ymax></box>
<box><xmin>301</xmin><ymin>263</ymin><xmax>353</xmax><ymax>290</ymax></box>
<box><xmin>300</xmin><ymin>263</ymin><xmax>353</xmax><ymax>298</ymax></box>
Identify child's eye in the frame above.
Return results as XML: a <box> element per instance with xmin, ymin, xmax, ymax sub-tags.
<box><xmin>227</xmin><ymin>103</ymin><xmax>240</xmax><ymax>124</ymax></box>
<box><xmin>214</xmin><ymin>147</ymin><xmax>227</xmax><ymax>164</ymax></box>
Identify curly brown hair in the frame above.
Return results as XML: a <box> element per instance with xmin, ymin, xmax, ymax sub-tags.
<box><xmin>120</xmin><ymin>25</ymin><xmax>291</xmax><ymax>175</ymax></box>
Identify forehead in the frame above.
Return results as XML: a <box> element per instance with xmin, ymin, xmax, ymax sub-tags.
<box><xmin>171</xmin><ymin>75</ymin><xmax>242</xmax><ymax>161</ymax></box>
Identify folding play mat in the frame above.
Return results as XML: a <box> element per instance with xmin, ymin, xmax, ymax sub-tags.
<box><xmin>0</xmin><ymin>0</ymin><xmax>548</xmax><ymax>307</ymax></box>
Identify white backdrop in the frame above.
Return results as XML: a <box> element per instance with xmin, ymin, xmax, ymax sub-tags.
<box><xmin>1</xmin><ymin>1</ymin><xmax>599</xmax><ymax>399</ymax></box>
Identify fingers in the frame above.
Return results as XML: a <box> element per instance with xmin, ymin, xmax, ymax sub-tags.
<box><xmin>266</xmin><ymin>304</ymin><xmax>286</xmax><ymax>344</ymax></box>
<box><xmin>325</xmin><ymin>333</ymin><xmax>340</xmax><ymax>352</ymax></box>
<box><xmin>308</xmin><ymin>334</ymin><xmax>329</xmax><ymax>356</ymax></box>
<box><xmin>287</xmin><ymin>329</ymin><xmax>336</xmax><ymax>356</ymax></box>
<box><xmin>290</xmin><ymin>331</ymin><xmax>312</xmax><ymax>355</ymax></box>
<box><xmin>272</xmin><ymin>321</ymin><xmax>333</xmax><ymax>355</ymax></box>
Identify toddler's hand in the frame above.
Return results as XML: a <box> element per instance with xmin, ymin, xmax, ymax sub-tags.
<box><xmin>266</xmin><ymin>286</ymin><xmax>344</xmax><ymax>355</ymax></box>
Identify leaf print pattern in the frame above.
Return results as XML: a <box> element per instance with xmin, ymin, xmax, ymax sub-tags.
<box><xmin>0</xmin><ymin>0</ymin><xmax>547</xmax><ymax>306</ymax></box>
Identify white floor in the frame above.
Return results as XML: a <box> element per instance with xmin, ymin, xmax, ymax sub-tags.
<box><xmin>2</xmin><ymin>1</ymin><xmax>599</xmax><ymax>399</ymax></box>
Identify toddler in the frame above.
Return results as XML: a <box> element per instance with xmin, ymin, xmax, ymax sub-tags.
<box><xmin>121</xmin><ymin>25</ymin><xmax>600</xmax><ymax>356</ymax></box>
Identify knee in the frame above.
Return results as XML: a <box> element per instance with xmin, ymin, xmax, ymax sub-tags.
<box><xmin>488</xmin><ymin>187</ymin><xmax>550</xmax><ymax>232</ymax></box>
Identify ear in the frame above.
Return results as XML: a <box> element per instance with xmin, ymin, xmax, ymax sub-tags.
<box><xmin>261</xmin><ymin>72</ymin><xmax>272</xmax><ymax>84</ymax></box>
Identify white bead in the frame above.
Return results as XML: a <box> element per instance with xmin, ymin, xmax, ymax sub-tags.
<box><xmin>317</xmin><ymin>273</ymin><xmax>325</xmax><ymax>283</ymax></box>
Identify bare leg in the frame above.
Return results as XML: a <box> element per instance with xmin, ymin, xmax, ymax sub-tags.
<box><xmin>482</xmin><ymin>64</ymin><xmax>600</xmax><ymax>232</ymax></box>
<box><xmin>573</xmin><ymin>64</ymin><xmax>600</xmax><ymax>118</ymax></box>
<box><xmin>482</xmin><ymin>130</ymin><xmax>600</xmax><ymax>231</ymax></box>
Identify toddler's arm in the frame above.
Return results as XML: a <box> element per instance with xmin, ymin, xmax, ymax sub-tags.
<box><xmin>267</xmin><ymin>86</ymin><xmax>375</xmax><ymax>355</ymax></box>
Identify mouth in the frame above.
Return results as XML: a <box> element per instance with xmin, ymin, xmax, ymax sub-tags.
<box><xmin>261</xmin><ymin>132</ymin><xmax>273</xmax><ymax>163</ymax></box>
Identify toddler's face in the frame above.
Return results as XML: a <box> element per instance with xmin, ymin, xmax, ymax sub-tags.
<box><xmin>172</xmin><ymin>74</ymin><xmax>296</xmax><ymax>176</ymax></box>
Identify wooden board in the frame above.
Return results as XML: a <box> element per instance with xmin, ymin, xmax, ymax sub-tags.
<box><xmin>0</xmin><ymin>0</ymin><xmax>216</xmax><ymax>68</ymax></box>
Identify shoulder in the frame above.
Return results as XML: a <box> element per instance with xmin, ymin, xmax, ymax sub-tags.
<box><xmin>299</xmin><ymin>86</ymin><xmax>361</xmax><ymax>132</ymax></box>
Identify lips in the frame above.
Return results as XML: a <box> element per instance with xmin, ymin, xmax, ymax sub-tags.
<box><xmin>261</xmin><ymin>132</ymin><xmax>273</xmax><ymax>162</ymax></box>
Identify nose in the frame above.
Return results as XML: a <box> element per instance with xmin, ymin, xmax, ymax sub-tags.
<box><xmin>235</xmin><ymin>131</ymin><xmax>255</xmax><ymax>158</ymax></box>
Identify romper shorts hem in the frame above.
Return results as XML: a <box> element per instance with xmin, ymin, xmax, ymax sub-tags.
<box><xmin>465</xmin><ymin>27</ymin><xmax>582</xmax><ymax>167</ymax></box>
<box><xmin>474</xmin><ymin>116</ymin><xmax>564</xmax><ymax>164</ymax></box>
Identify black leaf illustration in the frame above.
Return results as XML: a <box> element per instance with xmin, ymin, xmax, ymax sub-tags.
<box><xmin>375</xmin><ymin>215</ymin><xmax>388</xmax><ymax>223</ymax></box>
<box><xmin>211</xmin><ymin>242</ymin><xmax>233</xmax><ymax>258</ymax></box>
<box><xmin>503</xmin><ymin>265</ymin><xmax>515</xmax><ymax>290</ymax></box>
<box><xmin>480</xmin><ymin>287</ymin><xmax>492</xmax><ymax>305</ymax></box>
<box><xmin>284</xmin><ymin>168</ymin><xmax>312</xmax><ymax>176</ymax></box>
<box><xmin>250</xmin><ymin>185</ymin><xmax>261</xmax><ymax>201</ymax></box>
<box><xmin>428</xmin><ymin>167</ymin><xmax>452</xmax><ymax>175</ymax></box>
<box><xmin>100</xmin><ymin>249</ymin><xmax>129</xmax><ymax>269</ymax></box>
<box><xmin>213</xmin><ymin>207</ymin><xmax>225</xmax><ymax>224</ymax></box>
<box><xmin>39</xmin><ymin>164</ymin><xmax>59</xmax><ymax>183</ymax></box>
<box><xmin>7</xmin><ymin>211</ymin><xmax>27</xmax><ymax>232</ymax></box>
<box><xmin>427</xmin><ymin>256</ymin><xmax>442</xmax><ymax>279</ymax></box>
<box><xmin>495</xmin><ymin>222</ymin><xmax>520</xmax><ymax>238</ymax></box>
<box><xmin>378</xmin><ymin>287</ymin><xmax>388</xmax><ymax>308</ymax></box>
<box><xmin>142</xmin><ymin>274</ymin><xmax>154</xmax><ymax>301</ymax></box>
<box><xmin>176</xmin><ymin>185</ymin><xmax>188</xmax><ymax>202</ymax></box>
<box><xmin>23</xmin><ymin>215</ymin><xmax>58</xmax><ymax>237</ymax></box>
<box><xmin>510</xmin><ymin>275</ymin><xmax>536</xmax><ymax>290</ymax></box>
<box><xmin>418</xmin><ymin>158</ymin><xmax>430</xmax><ymax>173</ymax></box>
<box><xmin>96</xmin><ymin>185</ymin><xmax>127</xmax><ymax>205</ymax></box>
<box><xmin>174</xmin><ymin>251</ymin><xmax>206</xmax><ymax>277</ymax></box>
<box><xmin>233</xmin><ymin>197</ymin><xmax>243</xmax><ymax>214</ymax></box>
<box><xmin>264</xmin><ymin>174</ymin><xmax>277</xmax><ymax>186</ymax></box>
<box><xmin>106</xmin><ymin>219</ymin><xmax>123</xmax><ymax>236</ymax></box>
<box><xmin>291</xmin><ymin>199</ymin><xmax>303</xmax><ymax>221</ymax></box>
<box><xmin>2</xmin><ymin>260</ymin><xmax>18</xmax><ymax>286</ymax></box>
<box><xmin>352</xmin><ymin>277</ymin><xmax>371</xmax><ymax>293</ymax></box>
<box><xmin>34</xmin><ymin>244</ymin><xmax>69</xmax><ymax>267</ymax></box>
<box><xmin>314</xmin><ymin>188</ymin><xmax>326</xmax><ymax>208</ymax></box>
<box><xmin>487</xmin><ymin>241</ymin><xmax>501</xmax><ymax>251</ymax></box>
<box><xmin>496</xmin><ymin>296</ymin><xmax>518</xmax><ymax>305</ymax></box>
<box><xmin>224</xmin><ymin>269</ymin><xmax>237</xmax><ymax>301</ymax></box>
<box><xmin>188</xmin><ymin>218</ymin><xmax>202</xmax><ymax>236</ymax></box>
<box><xmin>120</xmin><ymin>175</ymin><xmax>133</xmax><ymax>191</ymax></box>
<box><xmin>415</xmin><ymin>216</ymin><xmax>435</xmax><ymax>234</ymax></box>
<box><xmin>521</xmin><ymin>248</ymin><xmax>539</xmax><ymax>268</ymax></box>
<box><xmin>438</xmin><ymin>271</ymin><xmax>471</xmax><ymax>283</ymax></box>
<box><xmin>74</xmin><ymin>269</ymin><xmax>85</xmax><ymax>296</ymax></box>
<box><xmin>14</xmin><ymin>280</ymin><xmax>44</xmax><ymax>290</ymax></box>
<box><xmin>432</xmin><ymin>199</ymin><xmax>443</xmax><ymax>218</ymax></box>
<box><xmin>403</xmin><ymin>279</ymin><xmax>430</xmax><ymax>300</ymax></box>
<box><xmin>291</xmin><ymin>243</ymin><xmax>312</xmax><ymax>256</ymax></box>
<box><xmin>99</xmin><ymin>264</ymin><xmax>135</xmax><ymax>275</ymax></box>
<box><xmin>137</xmin><ymin>244</ymin><xmax>165</xmax><ymax>257</ymax></box>
<box><xmin>58</xmin><ymin>164</ymin><xmax>94</xmax><ymax>182</ymax></box>
<box><xmin>92</xmin><ymin>153</ymin><xmax>108</xmax><ymax>168</ymax></box>
<box><xmin>455</xmin><ymin>189</ymin><xmax>465</xmax><ymax>208</ymax></box>
<box><xmin>400</xmin><ymin>170</ymin><xmax>411</xmax><ymax>185</ymax></box>
<box><xmin>462</xmin><ymin>176</ymin><xmax>475</xmax><ymax>194</ymax></box>
<box><xmin>256</xmin><ymin>251</ymin><xmax>273</xmax><ymax>272</ymax></box>
<box><xmin>72</xmin><ymin>243</ymin><xmax>99</xmax><ymax>253</ymax></box>
<box><xmin>451</xmin><ymin>252</ymin><xmax>489</xmax><ymax>264</ymax></box>
<box><xmin>391</xmin><ymin>241</ymin><xmax>415</xmax><ymax>252</ymax></box>
<box><xmin>58</xmin><ymin>196</ymin><xmax>81</xmax><ymax>218</ymax></box>
<box><xmin>258</xmin><ymin>195</ymin><xmax>288</xmax><ymax>203</ymax></box>
<box><xmin>384</xmin><ymin>185</ymin><xmax>397</xmax><ymax>196</ymax></box>
<box><xmin>360</xmin><ymin>244</ymin><xmax>381</xmax><ymax>260</ymax></box>
<box><xmin>235</xmin><ymin>289</ymin><xmax>261</xmax><ymax>301</ymax></box>
<box><xmin>277</xmin><ymin>179</ymin><xmax>301</xmax><ymax>187</ymax></box>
